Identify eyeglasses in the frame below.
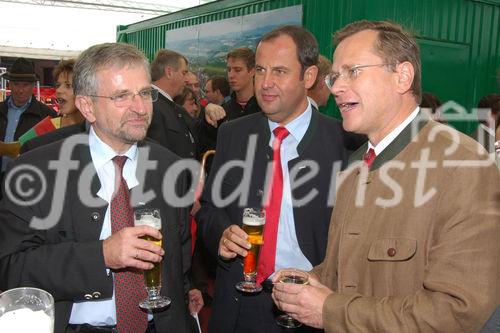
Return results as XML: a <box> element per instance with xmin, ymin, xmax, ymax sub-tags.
<box><xmin>89</xmin><ymin>87</ymin><xmax>158</xmax><ymax>107</ymax></box>
<box><xmin>324</xmin><ymin>64</ymin><xmax>389</xmax><ymax>90</ymax></box>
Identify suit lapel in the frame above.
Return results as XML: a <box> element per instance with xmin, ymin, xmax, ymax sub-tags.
<box><xmin>74</xmin><ymin>137</ymin><xmax>108</xmax><ymax>241</ymax></box>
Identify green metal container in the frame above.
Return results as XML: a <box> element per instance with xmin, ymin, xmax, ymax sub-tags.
<box><xmin>117</xmin><ymin>0</ymin><xmax>500</xmax><ymax>131</ymax></box>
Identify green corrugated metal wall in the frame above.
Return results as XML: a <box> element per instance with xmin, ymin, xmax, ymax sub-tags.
<box><xmin>117</xmin><ymin>0</ymin><xmax>500</xmax><ymax>124</ymax></box>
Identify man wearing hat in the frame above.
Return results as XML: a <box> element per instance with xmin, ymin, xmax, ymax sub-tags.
<box><xmin>0</xmin><ymin>57</ymin><xmax>56</xmax><ymax>170</ymax></box>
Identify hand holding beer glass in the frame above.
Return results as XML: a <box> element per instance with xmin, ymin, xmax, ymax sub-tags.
<box><xmin>235</xmin><ymin>208</ymin><xmax>265</xmax><ymax>293</ymax></box>
<box><xmin>275</xmin><ymin>270</ymin><xmax>309</xmax><ymax>328</ymax></box>
<box><xmin>134</xmin><ymin>208</ymin><xmax>171</xmax><ymax>310</ymax></box>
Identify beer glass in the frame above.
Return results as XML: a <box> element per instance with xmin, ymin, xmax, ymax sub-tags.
<box><xmin>0</xmin><ymin>287</ymin><xmax>54</xmax><ymax>333</ymax></box>
<box><xmin>235</xmin><ymin>208</ymin><xmax>266</xmax><ymax>293</ymax></box>
<box><xmin>275</xmin><ymin>270</ymin><xmax>309</xmax><ymax>328</ymax></box>
<box><xmin>134</xmin><ymin>208</ymin><xmax>171</xmax><ymax>310</ymax></box>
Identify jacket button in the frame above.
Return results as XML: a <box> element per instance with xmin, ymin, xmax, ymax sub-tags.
<box><xmin>234</xmin><ymin>297</ymin><xmax>239</xmax><ymax>302</ymax></box>
<box><xmin>387</xmin><ymin>248</ymin><xmax>397</xmax><ymax>257</ymax></box>
<box><xmin>91</xmin><ymin>212</ymin><xmax>100</xmax><ymax>221</ymax></box>
<box><xmin>84</xmin><ymin>294</ymin><xmax>92</xmax><ymax>300</ymax></box>
<box><xmin>92</xmin><ymin>292</ymin><xmax>101</xmax><ymax>299</ymax></box>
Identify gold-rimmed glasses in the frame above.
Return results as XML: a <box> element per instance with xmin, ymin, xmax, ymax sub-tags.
<box><xmin>324</xmin><ymin>63</ymin><xmax>389</xmax><ymax>89</ymax></box>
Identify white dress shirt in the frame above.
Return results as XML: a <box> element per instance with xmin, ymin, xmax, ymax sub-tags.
<box><xmin>367</xmin><ymin>106</ymin><xmax>420</xmax><ymax>154</ymax></box>
<box><xmin>267</xmin><ymin>102</ymin><xmax>314</xmax><ymax>276</ymax></box>
<box><xmin>69</xmin><ymin>126</ymin><xmax>143</xmax><ymax>325</ymax></box>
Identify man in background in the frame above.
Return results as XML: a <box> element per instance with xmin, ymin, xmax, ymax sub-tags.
<box><xmin>307</xmin><ymin>55</ymin><xmax>332</xmax><ymax>109</ymax></box>
<box><xmin>0</xmin><ymin>57</ymin><xmax>56</xmax><ymax>170</ymax></box>
<box><xmin>203</xmin><ymin>76</ymin><xmax>230</xmax><ymax>106</ymax></box>
<box><xmin>198</xmin><ymin>47</ymin><xmax>260</xmax><ymax>153</ymax></box>
<box><xmin>147</xmin><ymin>49</ymin><xmax>198</xmax><ymax>160</ymax></box>
<box><xmin>186</xmin><ymin>71</ymin><xmax>201</xmax><ymax>100</ymax></box>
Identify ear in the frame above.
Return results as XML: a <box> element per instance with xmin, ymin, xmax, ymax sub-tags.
<box><xmin>303</xmin><ymin>65</ymin><xmax>318</xmax><ymax>90</ymax></box>
<box><xmin>164</xmin><ymin>66</ymin><xmax>172</xmax><ymax>78</ymax></box>
<box><xmin>75</xmin><ymin>95</ymin><xmax>96</xmax><ymax>123</ymax></box>
<box><xmin>395</xmin><ymin>61</ymin><xmax>414</xmax><ymax>95</ymax></box>
<box><xmin>248</xmin><ymin>67</ymin><xmax>256</xmax><ymax>77</ymax></box>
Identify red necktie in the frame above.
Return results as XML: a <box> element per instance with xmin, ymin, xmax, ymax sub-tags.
<box><xmin>257</xmin><ymin>126</ymin><xmax>290</xmax><ymax>284</ymax></box>
<box><xmin>363</xmin><ymin>148</ymin><xmax>376</xmax><ymax>169</ymax></box>
<box><xmin>111</xmin><ymin>156</ymin><xmax>147</xmax><ymax>333</ymax></box>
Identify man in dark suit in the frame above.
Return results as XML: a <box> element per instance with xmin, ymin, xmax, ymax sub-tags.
<box><xmin>195</xmin><ymin>26</ymin><xmax>348</xmax><ymax>333</ymax></box>
<box><xmin>147</xmin><ymin>49</ymin><xmax>198</xmax><ymax>160</ymax></box>
<box><xmin>0</xmin><ymin>43</ymin><xmax>194</xmax><ymax>333</ymax></box>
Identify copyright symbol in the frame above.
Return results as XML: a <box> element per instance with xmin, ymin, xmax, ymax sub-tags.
<box><xmin>4</xmin><ymin>164</ymin><xmax>47</xmax><ymax>207</ymax></box>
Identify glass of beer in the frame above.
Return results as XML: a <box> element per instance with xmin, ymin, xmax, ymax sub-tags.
<box><xmin>235</xmin><ymin>208</ymin><xmax>265</xmax><ymax>293</ymax></box>
<box><xmin>275</xmin><ymin>270</ymin><xmax>309</xmax><ymax>328</ymax></box>
<box><xmin>134</xmin><ymin>208</ymin><xmax>171</xmax><ymax>310</ymax></box>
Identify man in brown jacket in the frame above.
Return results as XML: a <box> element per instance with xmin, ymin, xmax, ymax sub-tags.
<box><xmin>272</xmin><ymin>20</ymin><xmax>500</xmax><ymax>332</ymax></box>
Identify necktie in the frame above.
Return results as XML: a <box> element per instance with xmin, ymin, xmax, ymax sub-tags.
<box><xmin>363</xmin><ymin>148</ymin><xmax>376</xmax><ymax>169</ymax></box>
<box><xmin>111</xmin><ymin>156</ymin><xmax>147</xmax><ymax>333</ymax></box>
<box><xmin>257</xmin><ymin>126</ymin><xmax>290</xmax><ymax>284</ymax></box>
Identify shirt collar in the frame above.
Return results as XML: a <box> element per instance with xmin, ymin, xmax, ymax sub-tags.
<box><xmin>7</xmin><ymin>96</ymin><xmax>32</xmax><ymax>111</ymax></box>
<box><xmin>368</xmin><ymin>106</ymin><xmax>420</xmax><ymax>155</ymax></box>
<box><xmin>89</xmin><ymin>126</ymin><xmax>138</xmax><ymax>171</ymax></box>
<box><xmin>307</xmin><ymin>96</ymin><xmax>319</xmax><ymax>110</ymax></box>
<box><xmin>268</xmin><ymin>100</ymin><xmax>312</xmax><ymax>143</ymax></box>
<box><xmin>152</xmin><ymin>84</ymin><xmax>173</xmax><ymax>102</ymax></box>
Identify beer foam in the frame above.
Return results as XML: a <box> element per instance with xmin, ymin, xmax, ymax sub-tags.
<box><xmin>0</xmin><ymin>308</ymin><xmax>53</xmax><ymax>333</ymax></box>
<box><xmin>135</xmin><ymin>215</ymin><xmax>161</xmax><ymax>229</ymax></box>
<box><xmin>243</xmin><ymin>217</ymin><xmax>265</xmax><ymax>226</ymax></box>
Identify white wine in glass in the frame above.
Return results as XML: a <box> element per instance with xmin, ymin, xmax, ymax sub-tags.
<box><xmin>275</xmin><ymin>270</ymin><xmax>309</xmax><ymax>328</ymax></box>
<box><xmin>134</xmin><ymin>208</ymin><xmax>171</xmax><ymax>310</ymax></box>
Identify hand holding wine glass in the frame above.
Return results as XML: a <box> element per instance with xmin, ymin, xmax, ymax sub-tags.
<box><xmin>272</xmin><ymin>269</ymin><xmax>333</xmax><ymax>329</ymax></box>
<box><xmin>274</xmin><ymin>269</ymin><xmax>309</xmax><ymax>328</ymax></box>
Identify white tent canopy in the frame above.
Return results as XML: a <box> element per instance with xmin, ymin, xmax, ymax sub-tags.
<box><xmin>0</xmin><ymin>45</ymin><xmax>81</xmax><ymax>60</ymax></box>
<box><xmin>0</xmin><ymin>0</ymin><xmax>215</xmax><ymax>56</ymax></box>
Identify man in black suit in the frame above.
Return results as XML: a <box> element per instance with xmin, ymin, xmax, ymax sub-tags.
<box><xmin>195</xmin><ymin>26</ymin><xmax>348</xmax><ymax>333</ymax></box>
<box><xmin>147</xmin><ymin>49</ymin><xmax>198</xmax><ymax>160</ymax></box>
<box><xmin>0</xmin><ymin>43</ymin><xmax>194</xmax><ymax>333</ymax></box>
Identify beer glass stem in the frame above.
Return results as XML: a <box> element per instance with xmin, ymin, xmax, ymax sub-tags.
<box><xmin>244</xmin><ymin>273</ymin><xmax>255</xmax><ymax>283</ymax></box>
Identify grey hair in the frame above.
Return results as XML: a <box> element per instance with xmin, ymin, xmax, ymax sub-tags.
<box><xmin>150</xmin><ymin>49</ymin><xmax>188</xmax><ymax>82</ymax></box>
<box><xmin>73</xmin><ymin>42</ymin><xmax>150</xmax><ymax>96</ymax></box>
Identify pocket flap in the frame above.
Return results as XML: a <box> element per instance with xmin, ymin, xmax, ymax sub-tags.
<box><xmin>367</xmin><ymin>238</ymin><xmax>417</xmax><ymax>261</ymax></box>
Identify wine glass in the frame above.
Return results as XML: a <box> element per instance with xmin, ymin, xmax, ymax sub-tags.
<box><xmin>235</xmin><ymin>208</ymin><xmax>265</xmax><ymax>293</ymax></box>
<box><xmin>134</xmin><ymin>208</ymin><xmax>171</xmax><ymax>309</ymax></box>
<box><xmin>275</xmin><ymin>270</ymin><xmax>309</xmax><ymax>328</ymax></box>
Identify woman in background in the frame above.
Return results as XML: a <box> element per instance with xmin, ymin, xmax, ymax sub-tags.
<box><xmin>174</xmin><ymin>86</ymin><xmax>200</xmax><ymax>118</ymax></box>
<box><xmin>53</xmin><ymin>59</ymin><xmax>84</xmax><ymax>126</ymax></box>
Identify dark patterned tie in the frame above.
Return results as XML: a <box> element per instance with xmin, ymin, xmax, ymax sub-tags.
<box><xmin>257</xmin><ymin>126</ymin><xmax>290</xmax><ymax>284</ymax></box>
<box><xmin>363</xmin><ymin>148</ymin><xmax>376</xmax><ymax>169</ymax></box>
<box><xmin>111</xmin><ymin>156</ymin><xmax>147</xmax><ymax>333</ymax></box>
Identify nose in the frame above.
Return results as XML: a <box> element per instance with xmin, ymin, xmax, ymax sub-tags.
<box><xmin>130</xmin><ymin>94</ymin><xmax>148</xmax><ymax>114</ymax></box>
<box><xmin>330</xmin><ymin>77</ymin><xmax>347</xmax><ymax>98</ymax></box>
<box><xmin>260</xmin><ymin>71</ymin><xmax>274</xmax><ymax>90</ymax></box>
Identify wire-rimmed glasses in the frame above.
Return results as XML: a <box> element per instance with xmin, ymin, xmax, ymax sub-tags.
<box><xmin>89</xmin><ymin>87</ymin><xmax>158</xmax><ymax>107</ymax></box>
<box><xmin>324</xmin><ymin>63</ymin><xmax>389</xmax><ymax>89</ymax></box>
